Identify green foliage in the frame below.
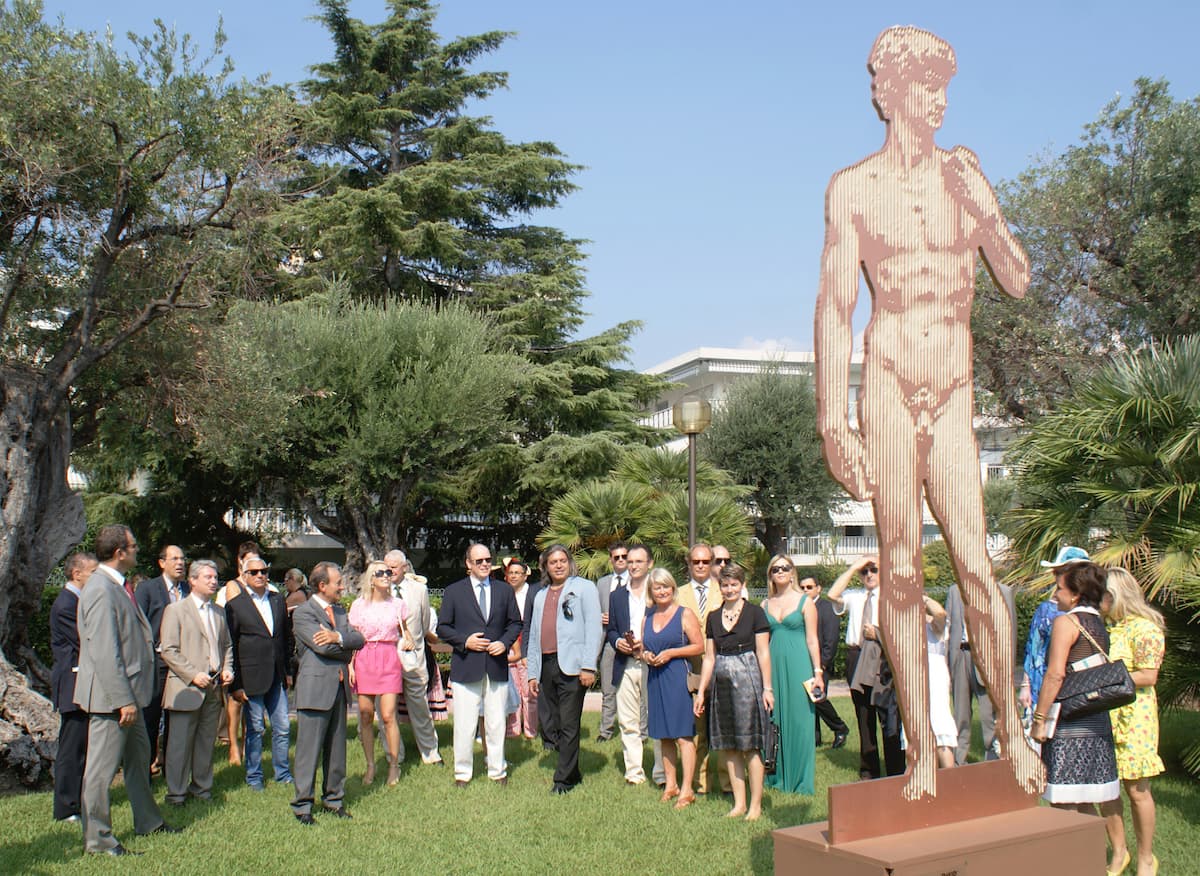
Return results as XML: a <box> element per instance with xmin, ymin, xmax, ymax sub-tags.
<box><xmin>974</xmin><ymin>78</ymin><xmax>1200</xmax><ymax>420</ymax></box>
<box><xmin>701</xmin><ymin>366</ymin><xmax>843</xmax><ymax>552</ymax></box>
<box><xmin>205</xmin><ymin>289</ymin><xmax>523</xmax><ymax>565</ymax></box>
<box><xmin>540</xmin><ymin>446</ymin><xmax>753</xmax><ymax>581</ymax></box>
<box><xmin>982</xmin><ymin>478</ymin><xmax>1018</xmax><ymax>536</ymax></box>
<box><xmin>920</xmin><ymin>540</ymin><xmax>958</xmax><ymax>589</ymax></box>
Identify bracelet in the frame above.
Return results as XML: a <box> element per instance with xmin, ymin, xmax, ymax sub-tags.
<box><xmin>763</xmin><ymin>687</ymin><xmax>773</xmax><ymax>693</ymax></box>
<box><xmin>1032</xmin><ymin>712</ymin><xmax>1045</xmax><ymax>722</ymax></box>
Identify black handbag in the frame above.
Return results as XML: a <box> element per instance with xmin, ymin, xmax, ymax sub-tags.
<box><xmin>1054</xmin><ymin>616</ymin><xmax>1136</xmax><ymax>719</ymax></box>
<box><xmin>762</xmin><ymin>719</ymin><xmax>779</xmax><ymax>775</ymax></box>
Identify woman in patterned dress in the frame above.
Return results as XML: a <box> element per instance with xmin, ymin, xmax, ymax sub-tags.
<box><xmin>1030</xmin><ymin>562</ymin><xmax>1120</xmax><ymax>810</ymax></box>
<box><xmin>348</xmin><ymin>561</ymin><xmax>414</xmax><ymax>786</ymax></box>
<box><xmin>1101</xmin><ymin>568</ymin><xmax>1165</xmax><ymax>876</ymax></box>
<box><xmin>693</xmin><ymin>562</ymin><xmax>774</xmax><ymax>820</ymax></box>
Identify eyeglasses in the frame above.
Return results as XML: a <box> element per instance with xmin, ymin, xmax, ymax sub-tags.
<box><xmin>690</xmin><ymin>558</ymin><xmax>712</xmax><ymax>565</ymax></box>
<box><xmin>769</xmin><ymin>566</ymin><xmax>792</xmax><ymax>575</ymax></box>
<box><xmin>610</xmin><ymin>553</ymin><xmax>628</xmax><ymax>560</ymax></box>
<box><xmin>712</xmin><ymin>558</ymin><xmax>730</xmax><ymax>565</ymax></box>
<box><xmin>860</xmin><ymin>564</ymin><xmax>878</xmax><ymax>576</ymax></box>
<box><xmin>470</xmin><ymin>557</ymin><xmax>492</xmax><ymax>565</ymax></box>
<box><xmin>373</xmin><ymin>569</ymin><xmax>393</xmax><ymax>578</ymax></box>
<box><xmin>245</xmin><ymin>569</ymin><xmax>268</xmax><ymax>577</ymax></box>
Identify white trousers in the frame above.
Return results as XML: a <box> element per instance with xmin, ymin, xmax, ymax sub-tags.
<box><xmin>615</xmin><ymin>661</ymin><xmax>664</xmax><ymax>783</ymax></box>
<box><xmin>451</xmin><ymin>676</ymin><xmax>507</xmax><ymax>782</ymax></box>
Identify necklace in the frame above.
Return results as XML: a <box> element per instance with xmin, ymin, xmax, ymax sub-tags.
<box><xmin>722</xmin><ymin>599</ymin><xmax>743</xmax><ymax>627</ymax></box>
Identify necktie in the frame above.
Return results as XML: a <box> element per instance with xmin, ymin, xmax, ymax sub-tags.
<box><xmin>203</xmin><ymin>605</ymin><xmax>220</xmax><ymax>673</ymax></box>
<box><xmin>168</xmin><ymin>580</ymin><xmax>180</xmax><ymax>603</ymax></box>
<box><xmin>861</xmin><ymin>591</ymin><xmax>875</xmax><ymax>643</ymax></box>
<box><xmin>696</xmin><ymin>583</ymin><xmax>707</xmax><ymax>617</ymax></box>
<box><xmin>124</xmin><ymin>581</ymin><xmax>136</xmax><ymax>604</ymax></box>
<box><xmin>612</xmin><ymin>574</ymin><xmax>622</xmax><ymax>592</ymax></box>
<box><xmin>477</xmin><ymin>582</ymin><xmax>489</xmax><ymax>619</ymax></box>
<box><xmin>324</xmin><ymin>604</ymin><xmax>344</xmax><ymax>681</ymax></box>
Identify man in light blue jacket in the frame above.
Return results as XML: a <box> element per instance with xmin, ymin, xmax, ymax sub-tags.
<box><xmin>527</xmin><ymin>545</ymin><xmax>602</xmax><ymax>794</ymax></box>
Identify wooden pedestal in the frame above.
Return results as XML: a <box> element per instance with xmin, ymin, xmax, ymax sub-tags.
<box><xmin>774</xmin><ymin>806</ymin><xmax>1104</xmax><ymax>876</ymax></box>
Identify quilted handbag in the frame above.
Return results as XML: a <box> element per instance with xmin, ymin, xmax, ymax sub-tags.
<box><xmin>1054</xmin><ymin>617</ymin><xmax>1136</xmax><ymax>719</ymax></box>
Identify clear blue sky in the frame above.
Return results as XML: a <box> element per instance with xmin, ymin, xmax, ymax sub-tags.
<box><xmin>41</xmin><ymin>1</ymin><xmax>1200</xmax><ymax>369</ymax></box>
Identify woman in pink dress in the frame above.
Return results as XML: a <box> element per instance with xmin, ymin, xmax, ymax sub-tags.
<box><xmin>348</xmin><ymin>561</ymin><xmax>413</xmax><ymax>786</ymax></box>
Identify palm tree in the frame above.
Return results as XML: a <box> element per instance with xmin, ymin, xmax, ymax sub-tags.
<box><xmin>1006</xmin><ymin>336</ymin><xmax>1200</xmax><ymax>774</ymax></box>
<box><xmin>539</xmin><ymin>446</ymin><xmax>752</xmax><ymax>579</ymax></box>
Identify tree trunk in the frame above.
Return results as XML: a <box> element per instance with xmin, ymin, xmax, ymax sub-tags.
<box><xmin>0</xmin><ymin>648</ymin><xmax>59</xmax><ymax>792</ymax></box>
<box><xmin>0</xmin><ymin>366</ymin><xmax>86</xmax><ymax>664</ymax></box>
<box><xmin>762</xmin><ymin>519</ymin><xmax>787</xmax><ymax>558</ymax></box>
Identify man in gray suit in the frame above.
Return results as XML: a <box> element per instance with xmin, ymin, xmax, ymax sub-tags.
<box><xmin>75</xmin><ymin>525</ymin><xmax>179</xmax><ymax>856</ymax></box>
<box><xmin>945</xmin><ymin>581</ymin><xmax>1018</xmax><ymax>764</ymax></box>
<box><xmin>290</xmin><ymin>561</ymin><xmax>365</xmax><ymax>824</ymax></box>
<box><xmin>385</xmin><ymin>549</ymin><xmax>443</xmax><ymax>765</ymax></box>
<box><xmin>594</xmin><ymin>542</ymin><xmax>628</xmax><ymax>742</ymax></box>
<box><xmin>160</xmin><ymin>559</ymin><xmax>233</xmax><ymax>805</ymax></box>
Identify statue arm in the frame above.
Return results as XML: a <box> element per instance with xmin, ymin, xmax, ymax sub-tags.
<box><xmin>815</xmin><ymin>176</ymin><xmax>870</xmax><ymax>501</ymax></box>
<box><xmin>948</xmin><ymin>146</ymin><xmax>1030</xmax><ymax>299</ymax></box>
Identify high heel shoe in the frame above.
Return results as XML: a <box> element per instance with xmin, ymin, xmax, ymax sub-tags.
<box><xmin>1106</xmin><ymin>850</ymin><xmax>1130</xmax><ymax>876</ymax></box>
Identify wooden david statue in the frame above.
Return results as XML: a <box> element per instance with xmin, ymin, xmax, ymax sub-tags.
<box><xmin>814</xmin><ymin>24</ymin><xmax>1043</xmax><ymax>802</ymax></box>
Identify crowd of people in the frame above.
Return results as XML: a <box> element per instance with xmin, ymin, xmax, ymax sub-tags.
<box><xmin>49</xmin><ymin>527</ymin><xmax>1165</xmax><ymax>871</ymax></box>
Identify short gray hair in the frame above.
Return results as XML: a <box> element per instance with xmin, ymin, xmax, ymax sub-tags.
<box><xmin>189</xmin><ymin>559</ymin><xmax>218</xmax><ymax>580</ymax></box>
<box><xmin>385</xmin><ymin>549</ymin><xmax>408</xmax><ymax>566</ymax></box>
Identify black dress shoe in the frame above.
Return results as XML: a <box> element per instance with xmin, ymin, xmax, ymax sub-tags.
<box><xmin>295</xmin><ymin>813</ymin><xmax>316</xmax><ymax>826</ymax></box>
<box><xmin>143</xmin><ymin>822</ymin><xmax>183</xmax><ymax>835</ymax></box>
<box><xmin>831</xmin><ymin>732</ymin><xmax>849</xmax><ymax>750</ymax></box>
<box><xmin>323</xmin><ymin>807</ymin><xmax>352</xmax><ymax>819</ymax></box>
<box><xmin>89</xmin><ymin>844</ymin><xmax>141</xmax><ymax>856</ymax></box>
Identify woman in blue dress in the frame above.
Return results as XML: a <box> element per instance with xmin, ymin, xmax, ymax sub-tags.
<box><xmin>762</xmin><ymin>554</ymin><xmax>823</xmax><ymax>795</ymax></box>
<box><xmin>642</xmin><ymin>568</ymin><xmax>704</xmax><ymax>809</ymax></box>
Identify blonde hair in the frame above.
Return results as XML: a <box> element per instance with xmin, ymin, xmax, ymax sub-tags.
<box><xmin>360</xmin><ymin>560</ymin><xmax>391</xmax><ymax>601</ymax></box>
<box><xmin>646</xmin><ymin>567</ymin><xmax>678</xmax><ymax>606</ymax></box>
<box><xmin>1105</xmin><ymin>568</ymin><xmax>1165</xmax><ymax>630</ymax></box>
<box><xmin>767</xmin><ymin>553</ymin><xmax>798</xmax><ymax>597</ymax></box>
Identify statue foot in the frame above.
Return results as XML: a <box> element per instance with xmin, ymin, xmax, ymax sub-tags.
<box><xmin>1008</xmin><ymin>737</ymin><xmax>1045</xmax><ymax>794</ymax></box>
<box><xmin>900</xmin><ymin>762</ymin><xmax>937</xmax><ymax>802</ymax></box>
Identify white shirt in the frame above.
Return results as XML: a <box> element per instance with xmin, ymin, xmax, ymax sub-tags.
<box><xmin>511</xmin><ymin>584</ymin><xmax>529</xmax><ymax>620</ymax></box>
<box><xmin>626</xmin><ymin>583</ymin><xmax>648</xmax><ymax>643</ymax></box>
<box><xmin>97</xmin><ymin>563</ymin><xmax>125</xmax><ymax>588</ymax></box>
<box><xmin>609</xmin><ymin>573</ymin><xmax>625</xmax><ymax>593</ymax></box>
<box><xmin>834</xmin><ymin>588</ymin><xmax>878</xmax><ymax>647</ymax></box>
<box><xmin>245</xmin><ymin>586</ymin><xmax>275</xmax><ymax>635</ymax></box>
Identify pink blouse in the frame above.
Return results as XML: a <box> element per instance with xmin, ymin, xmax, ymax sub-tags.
<box><xmin>348</xmin><ymin>596</ymin><xmax>408</xmax><ymax>643</ymax></box>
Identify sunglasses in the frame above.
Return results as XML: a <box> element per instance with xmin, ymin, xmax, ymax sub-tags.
<box><xmin>769</xmin><ymin>566</ymin><xmax>793</xmax><ymax>575</ymax></box>
<box><xmin>860</xmin><ymin>564</ymin><xmax>879</xmax><ymax>576</ymax></box>
<box><xmin>373</xmin><ymin>569</ymin><xmax>393</xmax><ymax>578</ymax></box>
<box><xmin>800</xmin><ymin>583</ymin><xmax>819</xmax><ymax>591</ymax></box>
<box><xmin>562</xmin><ymin>594</ymin><xmax>575</xmax><ymax>621</ymax></box>
<box><xmin>245</xmin><ymin>569</ymin><xmax>269</xmax><ymax>577</ymax></box>
<box><xmin>471</xmin><ymin>557</ymin><xmax>493</xmax><ymax>565</ymax></box>
<box><xmin>610</xmin><ymin>553</ymin><xmax>628</xmax><ymax>560</ymax></box>
<box><xmin>712</xmin><ymin>558</ymin><xmax>730</xmax><ymax>565</ymax></box>
<box><xmin>690</xmin><ymin>558</ymin><xmax>712</xmax><ymax>565</ymax></box>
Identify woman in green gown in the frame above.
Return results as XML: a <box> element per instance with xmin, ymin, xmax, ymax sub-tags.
<box><xmin>762</xmin><ymin>555</ymin><xmax>823</xmax><ymax>795</ymax></box>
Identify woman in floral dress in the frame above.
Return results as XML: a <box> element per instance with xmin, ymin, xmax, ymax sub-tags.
<box><xmin>1101</xmin><ymin>568</ymin><xmax>1165</xmax><ymax>876</ymax></box>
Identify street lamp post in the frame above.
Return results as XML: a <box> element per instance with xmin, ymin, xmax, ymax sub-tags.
<box><xmin>672</xmin><ymin>399</ymin><xmax>712</xmax><ymax>548</ymax></box>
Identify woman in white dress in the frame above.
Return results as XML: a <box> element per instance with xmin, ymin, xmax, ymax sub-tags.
<box><xmin>923</xmin><ymin>593</ymin><xmax>958</xmax><ymax>768</ymax></box>
<box><xmin>901</xmin><ymin>593</ymin><xmax>958</xmax><ymax>767</ymax></box>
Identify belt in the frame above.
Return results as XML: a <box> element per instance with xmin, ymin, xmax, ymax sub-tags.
<box><xmin>716</xmin><ymin>643</ymin><xmax>755</xmax><ymax>656</ymax></box>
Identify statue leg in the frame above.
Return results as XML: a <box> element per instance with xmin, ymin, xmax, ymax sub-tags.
<box><xmin>926</xmin><ymin>398</ymin><xmax>1043</xmax><ymax>794</ymax></box>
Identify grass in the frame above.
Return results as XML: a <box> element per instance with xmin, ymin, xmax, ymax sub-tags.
<box><xmin>2</xmin><ymin>707</ymin><xmax>1198</xmax><ymax>875</ymax></box>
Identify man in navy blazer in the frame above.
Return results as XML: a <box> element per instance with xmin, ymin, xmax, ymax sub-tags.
<box><xmin>49</xmin><ymin>551</ymin><xmax>98</xmax><ymax>822</ymax></box>
<box><xmin>437</xmin><ymin>543</ymin><xmax>522</xmax><ymax>786</ymax></box>
<box><xmin>134</xmin><ymin>544</ymin><xmax>189</xmax><ymax>776</ymax></box>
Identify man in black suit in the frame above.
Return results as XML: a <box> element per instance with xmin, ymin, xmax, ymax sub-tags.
<box><xmin>50</xmin><ymin>551</ymin><xmax>98</xmax><ymax>822</ymax></box>
<box><xmin>801</xmin><ymin>577</ymin><xmax>850</xmax><ymax>748</ymax></box>
<box><xmin>134</xmin><ymin>544</ymin><xmax>189</xmax><ymax>776</ymax></box>
<box><xmin>226</xmin><ymin>557</ymin><xmax>294</xmax><ymax>790</ymax></box>
<box><xmin>437</xmin><ymin>543</ymin><xmax>522</xmax><ymax>786</ymax></box>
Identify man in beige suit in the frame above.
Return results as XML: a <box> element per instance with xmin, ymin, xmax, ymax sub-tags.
<box><xmin>160</xmin><ymin>559</ymin><xmax>233</xmax><ymax>805</ymax></box>
<box><xmin>75</xmin><ymin>525</ymin><xmax>177</xmax><ymax>856</ymax></box>
<box><xmin>385</xmin><ymin>549</ymin><xmax>443</xmax><ymax>765</ymax></box>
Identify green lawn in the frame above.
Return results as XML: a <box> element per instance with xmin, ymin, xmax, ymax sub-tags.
<box><xmin>3</xmin><ymin>708</ymin><xmax>1198</xmax><ymax>875</ymax></box>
